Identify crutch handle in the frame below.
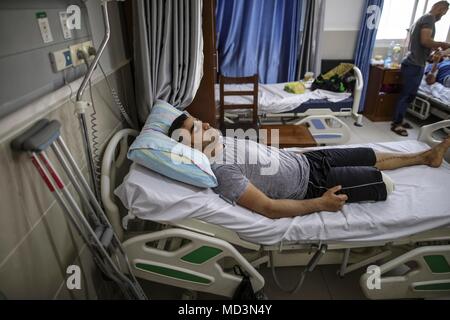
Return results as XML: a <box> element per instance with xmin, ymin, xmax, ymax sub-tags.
<box><xmin>11</xmin><ymin>119</ymin><xmax>50</xmax><ymax>151</ymax></box>
<box><xmin>12</xmin><ymin>120</ymin><xmax>62</xmax><ymax>152</ymax></box>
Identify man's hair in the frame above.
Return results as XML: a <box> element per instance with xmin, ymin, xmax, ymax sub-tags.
<box><xmin>168</xmin><ymin>113</ymin><xmax>188</xmax><ymax>141</ymax></box>
<box><xmin>432</xmin><ymin>1</ymin><xmax>449</xmax><ymax>9</ymax></box>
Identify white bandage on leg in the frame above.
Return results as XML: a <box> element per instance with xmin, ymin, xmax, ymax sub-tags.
<box><xmin>381</xmin><ymin>172</ymin><xmax>395</xmax><ymax>195</ymax></box>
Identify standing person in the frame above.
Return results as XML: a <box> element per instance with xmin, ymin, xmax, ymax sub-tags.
<box><xmin>391</xmin><ymin>1</ymin><xmax>450</xmax><ymax>137</ymax></box>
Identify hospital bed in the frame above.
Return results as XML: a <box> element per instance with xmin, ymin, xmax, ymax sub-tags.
<box><xmin>409</xmin><ymin>79</ymin><xmax>450</xmax><ymax>134</ymax></box>
<box><xmin>102</xmin><ymin>120</ymin><xmax>450</xmax><ymax>300</ymax></box>
<box><xmin>215</xmin><ymin>66</ymin><xmax>364</xmax><ymax>145</ymax></box>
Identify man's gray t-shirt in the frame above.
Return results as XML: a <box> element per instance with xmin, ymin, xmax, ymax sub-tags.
<box><xmin>210</xmin><ymin>137</ymin><xmax>310</xmax><ymax>203</ymax></box>
<box><xmin>405</xmin><ymin>14</ymin><xmax>436</xmax><ymax>67</ymax></box>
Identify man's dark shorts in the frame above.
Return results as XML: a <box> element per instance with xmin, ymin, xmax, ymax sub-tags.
<box><xmin>303</xmin><ymin>148</ymin><xmax>388</xmax><ymax>203</ymax></box>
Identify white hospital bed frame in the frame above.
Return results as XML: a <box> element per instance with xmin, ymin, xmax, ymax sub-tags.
<box><xmin>409</xmin><ymin>92</ymin><xmax>450</xmax><ymax>135</ymax></box>
<box><xmin>101</xmin><ymin>120</ymin><xmax>450</xmax><ymax>300</ymax></box>
<box><xmin>222</xmin><ymin>66</ymin><xmax>364</xmax><ymax>146</ymax></box>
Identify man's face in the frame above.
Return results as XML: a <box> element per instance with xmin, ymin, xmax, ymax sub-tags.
<box><xmin>435</xmin><ymin>6</ymin><xmax>448</xmax><ymax>21</ymax></box>
<box><xmin>177</xmin><ymin>116</ymin><xmax>222</xmax><ymax>154</ymax></box>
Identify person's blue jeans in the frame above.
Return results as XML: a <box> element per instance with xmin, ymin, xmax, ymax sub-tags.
<box><xmin>393</xmin><ymin>62</ymin><xmax>424</xmax><ymax>125</ymax></box>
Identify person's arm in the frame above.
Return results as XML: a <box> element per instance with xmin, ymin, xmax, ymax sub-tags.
<box><xmin>426</xmin><ymin>53</ymin><xmax>441</xmax><ymax>85</ymax></box>
<box><xmin>421</xmin><ymin>28</ymin><xmax>450</xmax><ymax>50</ymax></box>
<box><xmin>237</xmin><ymin>182</ymin><xmax>348</xmax><ymax>219</ymax></box>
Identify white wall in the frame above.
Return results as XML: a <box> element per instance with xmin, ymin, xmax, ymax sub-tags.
<box><xmin>0</xmin><ymin>0</ymin><xmax>134</xmax><ymax>300</ymax></box>
<box><xmin>319</xmin><ymin>0</ymin><xmax>365</xmax><ymax>64</ymax></box>
<box><xmin>324</xmin><ymin>0</ymin><xmax>365</xmax><ymax>31</ymax></box>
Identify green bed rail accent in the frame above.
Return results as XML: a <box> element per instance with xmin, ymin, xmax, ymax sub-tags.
<box><xmin>181</xmin><ymin>246</ymin><xmax>223</xmax><ymax>264</ymax></box>
<box><xmin>414</xmin><ymin>282</ymin><xmax>450</xmax><ymax>291</ymax></box>
<box><xmin>135</xmin><ymin>263</ymin><xmax>211</xmax><ymax>285</ymax></box>
<box><xmin>423</xmin><ymin>255</ymin><xmax>450</xmax><ymax>274</ymax></box>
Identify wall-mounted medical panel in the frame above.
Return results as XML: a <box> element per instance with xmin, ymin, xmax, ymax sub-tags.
<box><xmin>0</xmin><ymin>0</ymin><xmax>90</xmax><ymax>119</ymax></box>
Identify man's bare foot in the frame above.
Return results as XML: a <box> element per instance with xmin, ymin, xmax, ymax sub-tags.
<box><xmin>424</xmin><ymin>137</ymin><xmax>450</xmax><ymax>168</ymax></box>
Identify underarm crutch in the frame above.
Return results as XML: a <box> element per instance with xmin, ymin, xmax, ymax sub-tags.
<box><xmin>11</xmin><ymin>119</ymin><xmax>147</xmax><ymax>300</ymax></box>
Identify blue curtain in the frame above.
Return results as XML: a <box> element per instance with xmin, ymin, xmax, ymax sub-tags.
<box><xmin>216</xmin><ymin>0</ymin><xmax>303</xmax><ymax>84</ymax></box>
<box><xmin>354</xmin><ymin>0</ymin><xmax>384</xmax><ymax>112</ymax></box>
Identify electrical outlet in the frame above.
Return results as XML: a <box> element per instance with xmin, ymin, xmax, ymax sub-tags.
<box><xmin>69</xmin><ymin>43</ymin><xmax>86</xmax><ymax>67</ymax></box>
<box><xmin>82</xmin><ymin>41</ymin><xmax>94</xmax><ymax>55</ymax></box>
<box><xmin>70</xmin><ymin>41</ymin><xmax>96</xmax><ymax>67</ymax></box>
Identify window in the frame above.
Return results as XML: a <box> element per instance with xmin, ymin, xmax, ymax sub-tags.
<box><xmin>377</xmin><ymin>0</ymin><xmax>450</xmax><ymax>42</ymax></box>
<box><xmin>426</xmin><ymin>0</ymin><xmax>450</xmax><ymax>41</ymax></box>
<box><xmin>377</xmin><ymin>0</ymin><xmax>417</xmax><ymax>40</ymax></box>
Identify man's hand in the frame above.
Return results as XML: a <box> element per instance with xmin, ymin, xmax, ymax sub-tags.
<box><xmin>319</xmin><ymin>186</ymin><xmax>348</xmax><ymax>212</ymax></box>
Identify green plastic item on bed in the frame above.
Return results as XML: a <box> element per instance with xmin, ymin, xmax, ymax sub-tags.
<box><xmin>284</xmin><ymin>82</ymin><xmax>306</xmax><ymax>94</ymax></box>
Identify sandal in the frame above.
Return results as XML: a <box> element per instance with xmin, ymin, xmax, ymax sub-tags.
<box><xmin>391</xmin><ymin>124</ymin><xmax>408</xmax><ymax>137</ymax></box>
<box><xmin>401</xmin><ymin>122</ymin><xmax>413</xmax><ymax>129</ymax></box>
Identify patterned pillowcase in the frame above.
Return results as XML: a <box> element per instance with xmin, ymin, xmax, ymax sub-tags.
<box><xmin>128</xmin><ymin>101</ymin><xmax>218</xmax><ymax>188</ymax></box>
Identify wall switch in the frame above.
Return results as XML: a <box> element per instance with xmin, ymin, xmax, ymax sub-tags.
<box><xmin>36</xmin><ymin>12</ymin><xmax>54</xmax><ymax>44</ymax></box>
<box><xmin>50</xmin><ymin>49</ymin><xmax>73</xmax><ymax>72</ymax></box>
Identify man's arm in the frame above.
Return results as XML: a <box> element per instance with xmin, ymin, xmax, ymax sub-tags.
<box><xmin>421</xmin><ymin>28</ymin><xmax>450</xmax><ymax>50</ymax></box>
<box><xmin>237</xmin><ymin>182</ymin><xmax>348</xmax><ymax>219</ymax></box>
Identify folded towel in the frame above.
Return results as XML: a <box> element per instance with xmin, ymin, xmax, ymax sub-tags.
<box><xmin>284</xmin><ymin>82</ymin><xmax>306</xmax><ymax>94</ymax></box>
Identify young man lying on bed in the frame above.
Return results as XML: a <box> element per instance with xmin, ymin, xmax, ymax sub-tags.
<box><xmin>168</xmin><ymin>114</ymin><xmax>450</xmax><ymax>220</ymax></box>
<box><xmin>425</xmin><ymin>50</ymin><xmax>450</xmax><ymax>87</ymax></box>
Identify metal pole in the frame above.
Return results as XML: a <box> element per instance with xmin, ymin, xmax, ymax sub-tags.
<box><xmin>76</xmin><ymin>2</ymin><xmax>111</xmax><ymax>102</ymax></box>
<box><xmin>75</xmin><ymin>1</ymin><xmax>111</xmax><ymax>201</ymax></box>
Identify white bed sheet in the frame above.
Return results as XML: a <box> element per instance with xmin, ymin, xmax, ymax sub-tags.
<box><xmin>115</xmin><ymin>141</ymin><xmax>450</xmax><ymax>245</ymax></box>
<box><xmin>214</xmin><ymin>83</ymin><xmax>351</xmax><ymax>114</ymax></box>
<box><xmin>419</xmin><ymin>79</ymin><xmax>450</xmax><ymax>105</ymax></box>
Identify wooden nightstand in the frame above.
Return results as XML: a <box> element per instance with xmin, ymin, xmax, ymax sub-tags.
<box><xmin>260</xmin><ymin>125</ymin><xmax>317</xmax><ymax>149</ymax></box>
<box><xmin>364</xmin><ymin>65</ymin><xmax>402</xmax><ymax>122</ymax></box>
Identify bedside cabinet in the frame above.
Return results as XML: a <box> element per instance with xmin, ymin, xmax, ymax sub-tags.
<box><xmin>364</xmin><ymin>65</ymin><xmax>402</xmax><ymax>122</ymax></box>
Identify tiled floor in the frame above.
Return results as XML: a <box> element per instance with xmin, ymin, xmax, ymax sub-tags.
<box><xmin>137</xmin><ymin>114</ymin><xmax>448</xmax><ymax>300</ymax></box>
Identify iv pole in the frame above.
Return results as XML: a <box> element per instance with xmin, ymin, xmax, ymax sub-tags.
<box><xmin>75</xmin><ymin>0</ymin><xmax>112</xmax><ymax>200</ymax></box>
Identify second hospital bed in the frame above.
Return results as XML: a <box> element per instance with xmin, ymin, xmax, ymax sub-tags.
<box><xmin>215</xmin><ymin>66</ymin><xmax>364</xmax><ymax>145</ymax></box>
<box><xmin>408</xmin><ymin>76</ymin><xmax>450</xmax><ymax>135</ymax></box>
<box><xmin>102</xmin><ymin>120</ymin><xmax>450</xmax><ymax>300</ymax></box>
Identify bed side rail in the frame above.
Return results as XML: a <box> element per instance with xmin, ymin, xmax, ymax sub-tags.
<box><xmin>101</xmin><ymin>129</ymin><xmax>140</xmax><ymax>240</ymax></box>
<box><xmin>122</xmin><ymin>228</ymin><xmax>265</xmax><ymax>298</ymax></box>
<box><xmin>296</xmin><ymin>115</ymin><xmax>351</xmax><ymax>145</ymax></box>
<box><xmin>360</xmin><ymin>245</ymin><xmax>450</xmax><ymax>300</ymax></box>
<box><xmin>352</xmin><ymin>66</ymin><xmax>364</xmax><ymax>126</ymax></box>
<box><xmin>418</xmin><ymin>120</ymin><xmax>450</xmax><ymax>163</ymax></box>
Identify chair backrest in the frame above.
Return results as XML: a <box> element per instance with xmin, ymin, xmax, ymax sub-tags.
<box><xmin>219</xmin><ymin>74</ymin><xmax>259</xmax><ymax>129</ymax></box>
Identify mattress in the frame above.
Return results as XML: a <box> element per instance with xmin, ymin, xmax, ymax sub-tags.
<box><xmin>418</xmin><ymin>79</ymin><xmax>450</xmax><ymax>106</ymax></box>
<box><xmin>115</xmin><ymin>141</ymin><xmax>450</xmax><ymax>246</ymax></box>
<box><xmin>215</xmin><ymin>83</ymin><xmax>353</xmax><ymax>115</ymax></box>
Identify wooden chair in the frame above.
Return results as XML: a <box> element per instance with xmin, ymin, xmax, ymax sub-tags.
<box><xmin>219</xmin><ymin>74</ymin><xmax>259</xmax><ymax>136</ymax></box>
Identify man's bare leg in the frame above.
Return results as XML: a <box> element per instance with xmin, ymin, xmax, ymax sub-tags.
<box><xmin>375</xmin><ymin>137</ymin><xmax>450</xmax><ymax>171</ymax></box>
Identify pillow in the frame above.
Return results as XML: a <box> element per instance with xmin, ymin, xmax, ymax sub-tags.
<box><xmin>128</xmin><ymin>100</ymin><xmax>218</xmax><ymax>188</ymax></box>
<box><xmin>144</xmin><ymin>100</ymin><xmax>184</xmax><ymax>135</ymax></box>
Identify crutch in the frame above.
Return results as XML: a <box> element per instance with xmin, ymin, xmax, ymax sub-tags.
<box><xmin>11</xmin><ymin>119</ymin><xmax>147</xmax><ymax>300</ymax></box>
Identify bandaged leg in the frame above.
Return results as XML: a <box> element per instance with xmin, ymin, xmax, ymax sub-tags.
<box><xmin>381</xmin><ymin>172</ymin><xmax>395</xmax><ymax>195</ymax></box>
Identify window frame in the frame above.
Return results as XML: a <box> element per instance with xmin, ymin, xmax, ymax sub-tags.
<box><xmin>375</xmin><ymin>0</ymin><xmax>450</xmax><ymax>45</ymax></box>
